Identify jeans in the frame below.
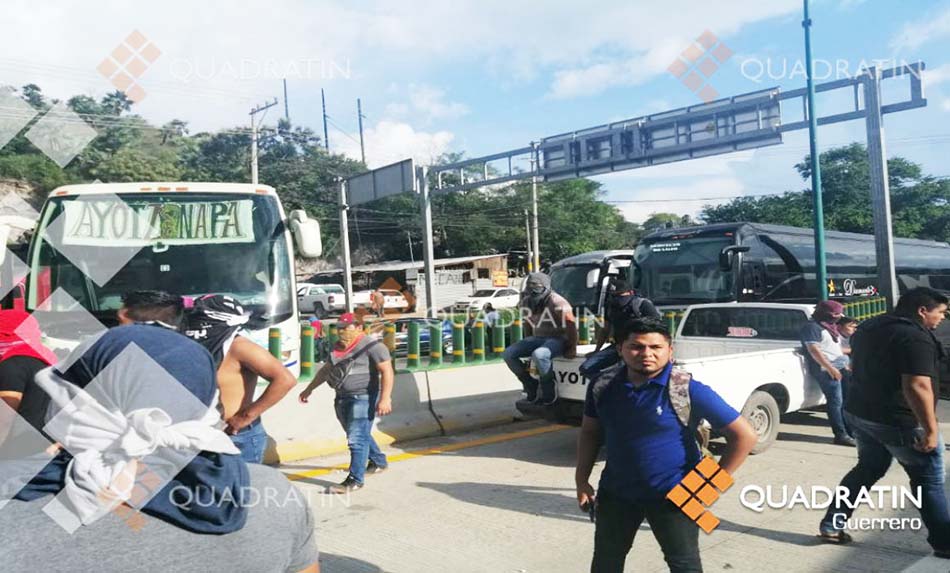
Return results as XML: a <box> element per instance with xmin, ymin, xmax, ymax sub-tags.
<box><xmin>502</xmin><ymin>336</ymin><xmax>566</xmax><ymax>384</ymax></box>
<box><xmin>579</xmin><ymin>346</ymin><xmax>620</xmax><ymax>379</ymax></box>
<box><xmin>819</xmin><ymin>412</ymin><xmax>950</xmax><ymax>551</ymax></box>
<box><xmin>334</xmin><ymin>393</ymin><xmax>388</xmax><ymax>484</ymax></box>
<box><xmin>592</xmin><ymin>489</ymin><xmax>702</xmax><ymax>573</ymax></box>
<box><xmin>815</xmin><ymin>370</ymin><xmax>851</xmax><ymax>439</ymax></box>
<box><xmin>230</xmin><ymin>418</ymin><xmax>267</xmax><ymax>464</ymax></box>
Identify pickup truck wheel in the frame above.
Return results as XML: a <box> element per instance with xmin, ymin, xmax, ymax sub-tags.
<box><xmin>314</xmin><ymin>303</ymin><xmax>327</xmax><ymax>319</ymax></box>
<box><xmin>741</xmin><ymin>391</ymin><xmax>780</xmax><ymax>454</ymax></box>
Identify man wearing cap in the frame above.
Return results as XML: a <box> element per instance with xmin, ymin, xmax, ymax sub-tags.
<box><xmin>298</xmin><ymin>313</ymin><xmax>394</xmax><ymax>493</ymax></box>
<box><xmin>503</xmin><ymin>272</ymin><xmax>578</xmax><ymax>405</ymax></box>
<box><xmin>800</xmin><ymin>299</ymin><xmax>855</xmax><ymax>446</ymax></box>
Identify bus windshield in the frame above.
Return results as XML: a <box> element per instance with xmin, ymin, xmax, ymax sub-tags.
<box><xmin>634</xmin><ymin>236</ymin><xmax>736</xmax><ymax>305</ymax></box>
<box><xmin>28</xmin><ymin>193</ymin><xmax>294</xmax><ymax>329</ymax></box>
<box><xmin>549</xmin><ymin>264</ymin><xmax>600</xmax><ymax>309</ymax></box>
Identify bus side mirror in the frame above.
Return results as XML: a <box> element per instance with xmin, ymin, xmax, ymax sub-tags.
<box><xmin>289</xmin><ymin>210</ymin><xmax>322</xmax><ymax>258</ymax></box>
<box><xmin>586</xmin><ymin>269</ymin><xmax>599</xmax><ymax>288</ymax></box>
<box><xmin>718</xmin><ymin>245</ymin><xmax>750</xmax><ymax>271</ymax></box>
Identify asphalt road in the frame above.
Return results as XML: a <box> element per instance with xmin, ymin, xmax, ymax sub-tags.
<box><xmin>279</xmin><ymin>403</ymin><xmax>950</xmax><ymax>573</ymax></box>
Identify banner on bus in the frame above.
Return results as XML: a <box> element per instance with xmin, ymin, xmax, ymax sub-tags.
<box><xmin>61</xmin><ymin>199</ymin><xmax>255</xmax><ymax>246</ymax></box>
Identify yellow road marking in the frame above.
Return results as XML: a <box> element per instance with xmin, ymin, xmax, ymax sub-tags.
<box><xmin>284</xmin><ymin>423</ymin><xmax>571</xmax><ymax>481</ymax></box>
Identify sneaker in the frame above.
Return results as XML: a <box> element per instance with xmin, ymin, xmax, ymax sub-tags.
<box><xmin>817</xmin><ymin>530</ymin><xmax>853</xmax><ymax>544</ymax></box>
<box><xmin>833</xmin><ymin>435</ymin><xmax>857</xmax><ymax>447</ymax></box>
<box><xmin>366</xmin><ymin>460</ymin><xmax>388</xmax><ymax>475</ymax></box>
<box><xmin>328</xmin><ymin>476</ymin><xmax>363</xmax><ymax>494</ymax></box>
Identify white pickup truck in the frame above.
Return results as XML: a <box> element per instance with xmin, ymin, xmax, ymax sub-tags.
<box><xmin>540</xmin><ymin>302</ymin><xmax>826</xmax><ymax>453</ymax></box>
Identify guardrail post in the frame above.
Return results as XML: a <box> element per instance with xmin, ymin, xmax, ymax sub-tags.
<box><xmin>452</xmin><ymin>322</ymin><xmax>466</xmax><ymax>364</ymax></box>
<box><xmin>664</xmin><ymin>312</ymin><xmax>676</xmax><ymax>333</ymax></box>
<box><xmin>407</xmin><ymin>321</ymin><xmax>420</xmax><ymax>369</ymax></box>
<box><xmin>429</xmin><ymin>322</ymin><xmax>443</xmax><ymax>367</ymax></box>
<box><xmin>510</xmin><ymin>318</ymin><xmax>523</xmax><ymax>345</ymax></box>
<box><xmin>491</xmin><ymin>322</ymin><xmax>505</xmax><ymax>358</ymax></box>
<box><xmin>300</xmin><ymin>325</ymin><xmax>315</xmax><ymax>381</ymax></box>
<box><xmin>268</xmin><ymin>327</ymin><xmax>281</xmax><ymax>359</ymax></box>
<box><xmin>472</xmin><ymin>320</ymin><xmax>485</xmax><ymax>363</ymax></box>
<box><xmin>328</xmin><ymin>323</ymin><xmax>339</xmax><ymax>348</ymax></box>
<box><xmin>384</xmin><ymin>322</ymin><xmax>396</xmax><ymax>353</ymax></box>
<box><xmin>578</xmin><ymin>313</ymin><xmax>590</xmax><ymax>345</ymax></box>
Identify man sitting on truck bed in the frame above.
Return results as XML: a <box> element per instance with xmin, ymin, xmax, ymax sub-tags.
<box><xmin>503</xmin><ymin>272</ymin><xmax>577</xmax><ymax>405</ymax></box>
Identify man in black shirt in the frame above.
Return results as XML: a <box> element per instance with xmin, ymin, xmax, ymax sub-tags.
<box><xmin>819</xmin><ymin>287</ymin><xmax>950</xmax><ymax>558</ymax></box>
<box><xmin>579</xmin><ymin>278</ymin><xmax>660</xmax><ymax>379</ymax></box>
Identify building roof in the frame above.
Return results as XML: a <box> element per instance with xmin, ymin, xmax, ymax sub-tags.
<box><xmin>311</xmin><ymin>253</ymin><xmax>507</xmax><ymax>275</ymax></box>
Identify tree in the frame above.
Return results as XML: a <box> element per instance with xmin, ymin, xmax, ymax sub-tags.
<box><xmin>700</xmin><ymin>143</ymin><xmax>950</xmax><ymax>242</ymax></box>
<box><xmin>642</xmin><ymin>212</ymin><xmax>696</xmax><ymax>233</ymax></box>
<box><xmin>20</xmin><ymin>84</ymin><xmax>46</xmax><ymax>110</ymax></box>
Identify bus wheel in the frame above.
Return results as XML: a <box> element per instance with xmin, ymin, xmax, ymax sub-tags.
<box><xmin>741</xmin><ymin>391</ymin><xmax>780</xmax><ymax>454</ymax></box>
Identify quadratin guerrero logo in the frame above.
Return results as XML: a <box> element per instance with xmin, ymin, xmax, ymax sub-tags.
<box><xmin>666</xmin><ymin>457</ymin><xmax>734</xmax><ymax>533</ymax></box>
<box><xmin>666</xmin><ymin>30</ymin><xmax>734</xmax><ymax>103</ymax></box>
<box><xmin>739</xmin><ymin>484</ymin><xmax>924</xmax><ymax>531</ymax></box>
<box><xmin>96</xmin><ymin>30</ymin><xmax>162</xmax><ymax>103</ymax></box>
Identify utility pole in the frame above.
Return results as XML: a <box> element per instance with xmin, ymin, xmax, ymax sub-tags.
<box><xmin>803</xmin><ymin>0</ymin><xmax>828</xmax><ymax>301</ymax></box>
<box><xmin>282</xmin><ymin>79</ymin><xmax>289</xmax><ymax>122</ymax></box>
<box><xmin>418</xmin><ymin>166</ymin><xmax>437</xmax><ymax>318</ymax></box>
<box><xmin>321</xmin><ymin>88</ymin><xmax>330</xmax><ymax>151</ymax></box>
<box><xmin>524</xmin><ymin>209</ymin><xmax>533</xmax><ymax>273</ymax></box>
<box><xmin>530</xmin><ymin>142</ymin><xmax>540</xmax><ymax>272</ymax></box>
<box><xmin>339</xmin><ymin>178</ymin><xmax>354</xmax><ymax>312</ymax></box>
<box><xmin>357</xmin><ymin>98</ymin><xmax>367</xmax><ymax>164</ymax></box>
<box><xmin>249</xmin><ymin>98</ymin><xmax>278</xmax><ymax>184</ymax></box>
<box><xmin>864</xmin><ymin>67</ymin><xmax>899</xmax><ymax>309</ymax></box>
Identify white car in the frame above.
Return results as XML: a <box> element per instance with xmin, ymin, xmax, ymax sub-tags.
<box><xmin>452</xmin><ymin>288</ymin><xmax>521</xmax><ymax>313</ymax></box>
<box><xmin>297</xmin><ymin>283</ymin><xmax>346</xmax><ymax>317</ymax></box>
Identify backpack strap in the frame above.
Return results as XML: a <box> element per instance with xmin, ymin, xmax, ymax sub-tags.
<box><xmin>667</xmin><ymin>368</ymin><xmax>693</xmax><ymax>427</ymax></box>
<box><xmin>667</xmin><ymin>368</ymin><xmax>713</xmax><ymax>456</ymax></box>
<box><xmin>590</xmin><ymin>361</ymin><xmax>624</xmax><ymax>407</ymax></box>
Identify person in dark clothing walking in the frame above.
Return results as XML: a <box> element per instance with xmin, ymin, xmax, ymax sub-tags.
<box><xmin>818</xmin><ymin>287</ymin><xmax>950</xmax><ymax>558</ymax></box>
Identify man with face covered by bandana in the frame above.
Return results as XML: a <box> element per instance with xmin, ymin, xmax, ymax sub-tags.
<box><xmin>298</xmin><ymin>313</ymin><xmax>394</xmax><ymax>493</ymax></box>
<box><xmin>503</xmin><ymin>272</ymin><xmax>578</xmax><ymax>405</ymax></box>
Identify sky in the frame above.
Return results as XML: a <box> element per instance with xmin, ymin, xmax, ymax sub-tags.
<box><xmin>2</xmin><ymin>0</ymin><xmax>950</xmax><ymax>223</ymax></box>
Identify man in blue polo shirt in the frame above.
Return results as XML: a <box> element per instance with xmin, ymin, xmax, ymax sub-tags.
<box><xmin>575</xmin><ymin>318</ymin><xmax>757</xmax><ymax>573</ymax></box>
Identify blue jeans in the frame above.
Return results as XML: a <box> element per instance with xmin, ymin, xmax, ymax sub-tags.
<box><xmin>820</xmin><ymin>412</ymin><xmax>950</xmax><ymax>551</ymax></box>
<box><xmin>579</xmin><ymin>346</ymin><xmax>620</xmax><ymax>379</ymax></box>
<box><xmin>815</xmin><ymin>370</ymin><xmax>851</xmax><ymax>439</ymax></box>
<box><xmin>502</xmin><ymin>336</ymin><xmax>567</xmax><ymax>385</ymax></box>
<box><xmin>230</xmin><ymin>418</ymin><xmax>267</xmax><ymax>463</ymax></box>
<box><xmin>334</xmin><ymin>393</ymin><xmax>388</xmax><ymax>485</ymax></box>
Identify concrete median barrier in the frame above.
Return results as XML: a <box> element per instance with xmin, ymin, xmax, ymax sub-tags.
<box><xmin>424</xmin><ymin>363</ymin><xmax>523</xmax><ymax>433</ymax></box>
<box><xmin>261</xmin><ymin>363</ymin><xmax>526</xmax><ymax>464</ymax></box>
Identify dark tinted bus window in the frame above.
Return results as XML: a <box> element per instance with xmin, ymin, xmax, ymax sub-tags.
<box><xmin>680</xmin><ymin>307</ymin><xmax>808</xmax><ymax>340</ymax></box>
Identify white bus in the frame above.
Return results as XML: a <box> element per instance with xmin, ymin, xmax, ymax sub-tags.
<box><xmin>21</xmin><ymin>182</ymin><xmax>321</xmax><ymax>373</ymax></box>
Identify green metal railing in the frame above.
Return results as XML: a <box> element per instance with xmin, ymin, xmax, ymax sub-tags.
<box><xmin>273</xmin><ymin>296</ymin><xmax>892</xmax><ymax>379</ymax></box>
